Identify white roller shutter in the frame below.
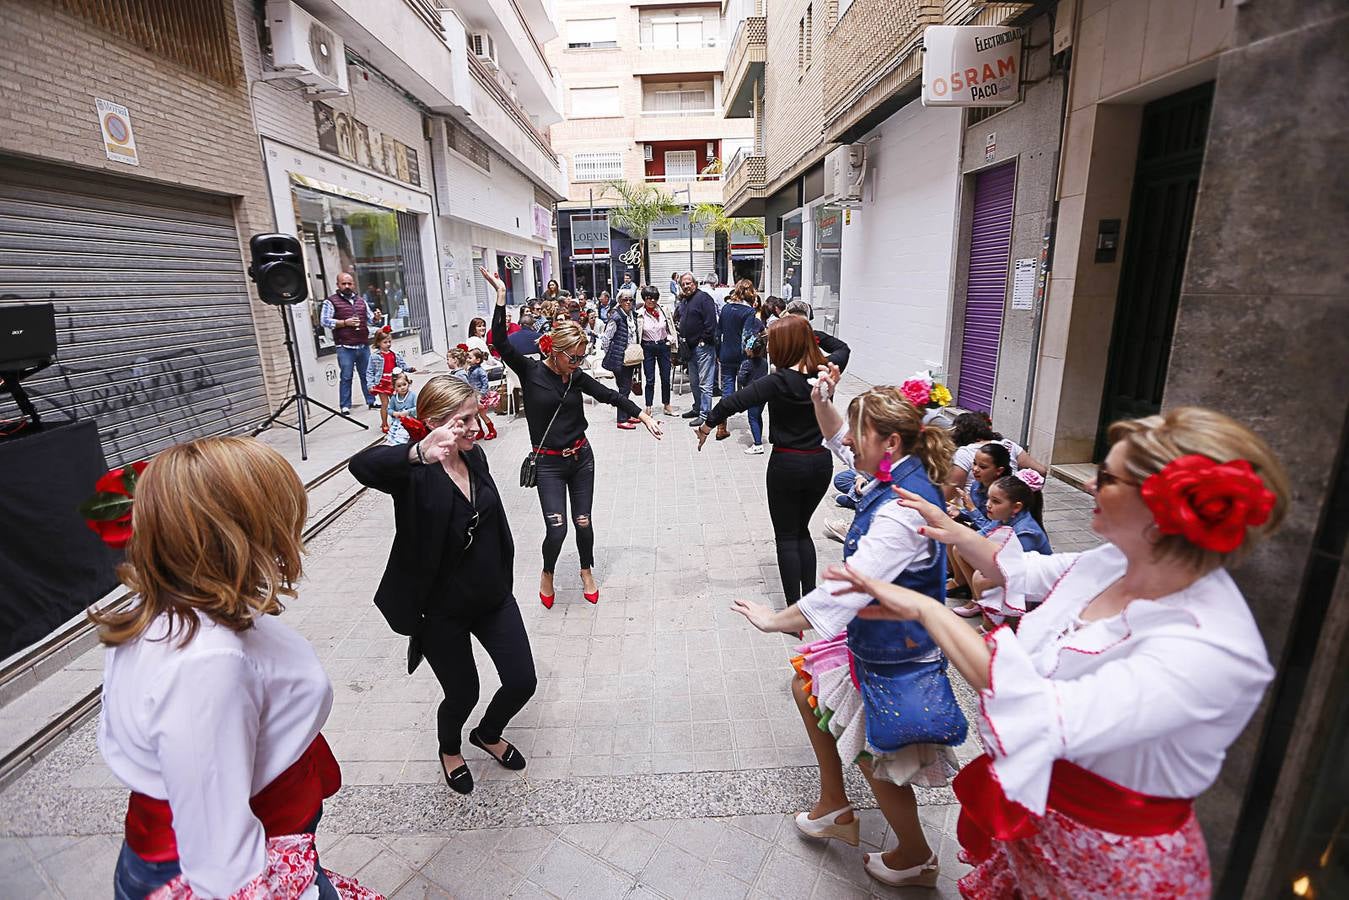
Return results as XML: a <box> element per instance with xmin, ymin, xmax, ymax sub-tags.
<box><xmin>0</xmin><ymin>156</ymin><xmax>267</xmax><ymax>466</ymax></box>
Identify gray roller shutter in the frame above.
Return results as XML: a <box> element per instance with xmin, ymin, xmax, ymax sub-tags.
<box><xmin>0</xmin><ymin>156</ymin><xmax>267</xmax><ymax>466</ymax></box>
<box><xmin>650</xmin><ymin>249</ymin><xmax>715</xmax><ymax>289</ymax></box>
<box><xmin>396</xmin><ymin>211</ymin><xmax>434</xmax><ymax>352</ymax></box>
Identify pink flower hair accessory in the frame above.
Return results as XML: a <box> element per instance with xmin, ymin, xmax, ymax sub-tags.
<box><xmin>1014</xmin><ymin>469</ymin><xmax>1044</xmax><ymax>492</ymax></box>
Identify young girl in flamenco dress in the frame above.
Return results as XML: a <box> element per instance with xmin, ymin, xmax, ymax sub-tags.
<box><xmin>366</xmin><ymin>327</ymin><xmax>416</xmax><ymax>434</ymax></box>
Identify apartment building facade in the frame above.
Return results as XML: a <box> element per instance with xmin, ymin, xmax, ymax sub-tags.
<box><xmin>547</xmin><ymin>0</ymin><xmax>756</xmax><ymax>297</ymax></box>
<box><xmin>241</xmin><ymin>0</ymin><xmax>567</xmax><ymax>407</ymax></box>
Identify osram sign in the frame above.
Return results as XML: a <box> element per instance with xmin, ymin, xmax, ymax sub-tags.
<box><xmin>922</xmin><ymin>25</ymin><xmax>1022</xmax><ymax>107</ymax></box>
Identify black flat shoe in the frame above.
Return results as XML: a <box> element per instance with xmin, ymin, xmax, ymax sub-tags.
<box><xmin>469</xmin><ymin>728</ymin><xmax>527</xmax><ymax>771</ymax></box>
<box><xmin>442</xmin><ymin>760</ymin><xmax>473</xmax><ymax>794</ymax></box>
<box><xmin>681</xmin><ymin>409</ymin><xmax>700</xmax><ymax>418</ymax></box>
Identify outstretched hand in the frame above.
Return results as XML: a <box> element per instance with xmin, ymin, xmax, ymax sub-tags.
<box><xmin>479</xmin><ymin>266</ymin><xmax>506</xmax><ymax>297</ymax></box>
<box><xmin>731</xmin><ymin>598</ymin><xmax>779</xmax><ymax>633</ymax></box>
<box><xmin>821</xmin><ymin>563</ymin><xmax>931</xmax><ymax>622</ymax></box>
<box><xmin>894</xmin><ymin>487</ymin><xmax>969</xmax><ymax>546</ymax></box>
<box><xmin>640</xmin><ymin>414</ymin><xmax>664</xmax><ymax>440</ymax></box>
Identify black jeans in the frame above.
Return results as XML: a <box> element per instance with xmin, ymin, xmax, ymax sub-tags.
<box><xmin>642</xmin><ymin>340</ymin><xmax>672</xmax><ymax>406</ymax></box>
<box><xmin>421</xmin><ymin>599</ymin><xmax>536</xmax><ymax>756</ymax></box>
<box><xmin>765</xmin><ymin>449</ymin><xmax>833</xmax><ymax>605</ymax></box>
<box><xmin>536</xmin><ymin>444</ymin><xmax>596</xmax><ymax>572</ymax></box>
<box><xmin>613</xmin><ymin>366</ymin><xmax>636</xmax><ymax>422</ymax></box>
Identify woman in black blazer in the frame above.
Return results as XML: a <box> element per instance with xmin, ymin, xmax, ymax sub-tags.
<box><xmin>349</xmin><ymin>374</ymin><xmax>535</xmax><ymax>796</ymax></box>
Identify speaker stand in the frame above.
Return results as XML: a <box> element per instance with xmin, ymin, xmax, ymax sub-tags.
<box><xmin>252</xmin><ymin>307</ymin><xmax>366</xmax><ymax>461</ymax></box>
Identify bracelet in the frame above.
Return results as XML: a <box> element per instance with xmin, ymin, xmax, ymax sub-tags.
<box><xmin>414</xmin><ymin>441</ymin><xmax>426</xmax><ymax>464</ymax></box>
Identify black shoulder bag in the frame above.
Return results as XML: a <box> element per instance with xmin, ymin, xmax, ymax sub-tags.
<box><xmin>520</xmin><ymin>377</ymin><xmax>572</xmax><ymax>488</ymax></box>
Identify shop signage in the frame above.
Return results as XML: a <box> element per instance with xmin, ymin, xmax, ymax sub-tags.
<box><xmin>503</xmin><ymin>255</ymin><xmax>525</xmax><ymax>270</ymax></box>
<box><xmin>313</xmin><ymin>101</ymin><xmax>421</xmax><ymax>187</ymax></box>
<box><xmin>532</xmin><ymin>203</ymin><xmax>553</xmax><ymax>241</ymax></box>
<box><xmin>96</xmin><ymin>98</ymin><xmax>138</xmax><ymax>166</ymax></box>
<box><xmin>618</xmin><ymin>244</ymin><xmax>642</xmax><ymax>267</ymax></box>
<box><xmin>922</xmin><ymin>26</ymin><xmax>1022</xmax><ymax>107</ymax></box>
<box><xmin>570</xmin><ymin>213</ymin><xmax>611</xmax><ymax>257</ymax></box>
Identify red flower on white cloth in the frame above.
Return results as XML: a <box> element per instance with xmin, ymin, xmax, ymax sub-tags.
<box><xmin>1141</xmin><ymin>454</ymin><xmax>1276</xmax><ymax>553</ymax></box>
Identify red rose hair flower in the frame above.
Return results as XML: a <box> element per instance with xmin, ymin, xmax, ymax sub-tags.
<box><xmin>79</xmin><ymin>460</ymin><xmax>149</xmax><ymax>549</ymax></box>
<box><xmin>381</xmin><ymin>325</ymin><xmax>392</xmax><ymax>334</ymax></box>
<box><xmin>538</xmin><ymin>334</ymin><xmax>554</xmax><ymax>354</ymax></box>
<box><xmin>1140</xmin><ymin>454</ymin><xmax>1276</xmax><ymax>554</ymax></box>
<box><xmin>402</xmin><ymin>416</ymin><xmax>429</xmax><ymax>443</ymax></box>
<box><xmin>456</xmin><ymin>342</ymin><xmax>469</xmax><ymax>351</ymax></box>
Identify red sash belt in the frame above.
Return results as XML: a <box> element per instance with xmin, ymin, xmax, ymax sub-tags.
<box><xmin>533</xmin><ymin>438</ymin><xmax>588</xmax><ymax>457</ymax></box>
<box><xmin>125</xmin><ymin>733</ymin><xmax>341</xmax><ymax>863</ymax></box>
<box><xmin>953</xmin><ymin>753</ymin><xmax>1194</xmax><ymax>864</ymax></box>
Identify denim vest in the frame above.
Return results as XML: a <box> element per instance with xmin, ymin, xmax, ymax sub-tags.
<box><xmin>844</xmin><ymin>455</ymin><xmax>946</xmax><ymax>664</ymax></box>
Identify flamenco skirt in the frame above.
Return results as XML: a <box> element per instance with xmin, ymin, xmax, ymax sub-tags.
<box><xmin>791</xmin><ymin>633</ymin><xmax>957</xmax><ymax>789</ymax></box>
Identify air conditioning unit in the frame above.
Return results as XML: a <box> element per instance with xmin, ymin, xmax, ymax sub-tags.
<box><xmin>470</xmin><ymin>33</ymin><xmax>499</xmax><ymax>68</ymax></box>
<box><xmin>264</xmin><ymin>0</ymin><xmax>349</xmax><ymax>98</ymax></box>
<box><xmin>643</xmin><ymin>144</ymin><xmax>653</xmax><ymax>161</ymax></box>
<box><xmin>825</xmin><ymin>143</ymin><xmax>866</xmax><ymax>204</ymax></box>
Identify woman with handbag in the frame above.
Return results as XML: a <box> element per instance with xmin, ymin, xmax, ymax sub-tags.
<box><xmin>602</xmin><ymin>292</ymin><xmax>645</xmax><ymax>429</ymax></box>
<box><xmin>349</xmin><ymin>375</ymin><xmax>535</xmax><ymax>797</ymax></box>
<box><xmin>824</xmin><ymin>406</ymin><xmax>1287</xmax><ymax>897</ymax></box>
<box><xmin>731</xmin><ymin>381</ymin><xmax>964</xmax><ymax>889</ymax></box>
<box><xmin>486</xmin><ymin>267</ymin><xmax>662</xmax><ymax>608</ymax></box>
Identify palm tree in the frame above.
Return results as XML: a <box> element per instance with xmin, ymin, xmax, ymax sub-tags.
<box><xmin>692</xmin><ymin>202</ymin><xmax>767</xmax><ymax>288</ymax></box>
<box><xmin>601</xmin><ymin>180</ymin><xmax>681</xmax><ymax>286</ymax></box>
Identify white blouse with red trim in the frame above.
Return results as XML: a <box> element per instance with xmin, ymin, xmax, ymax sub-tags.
<box><xmin>974</xmin><ymin>531</ymin><xmax>1274</xmax><ymax>817</ymax></box>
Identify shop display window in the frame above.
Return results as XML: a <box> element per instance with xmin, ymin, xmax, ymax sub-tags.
<box><xmin>294</xmin><ymin>186</ymin><xmax>414</xmax><ymax>354</ymax></box>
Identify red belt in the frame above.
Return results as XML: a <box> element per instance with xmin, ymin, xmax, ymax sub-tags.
<box><xmin>125</xmin><ymin>733</ymin><xmax>341</xmax><ymax>862</ymax></box>
<box><xmin>953</xmin><ymin>753</ymin><xmax>1194</xmax><ymax>864</ymax></box>
<box><xmin>772</xmin><ymin>445</ymin><xmax>827</xmax><ymax>455</ymax></box>
<box><xmin>534</xmin><ymin>438</ymin><xmax>588</xmax><ymax>457</ymax></box>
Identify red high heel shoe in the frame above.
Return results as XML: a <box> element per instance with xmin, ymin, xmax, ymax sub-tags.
<box><xmin>584</xmin><ymin>588</ymin><xmax>599</xmax><ymax>604</ymax></box>
<box><xmin>485</xmin><ymin>423</ymin><xmax>497</xmax><ymax>440</ymax></box>
<box><xmin>540</xmin><ymin>592</ymin><xmax>555</xmax><ymax>609</ymax></box>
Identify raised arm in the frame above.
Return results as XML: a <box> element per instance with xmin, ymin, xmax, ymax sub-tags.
<box><xmin>485</xmin><ymin>267</ymin><xmax>528</xmax><ymax>377</ymax></box>
<box><xmin>817</xmin><ymin>331</ymin><xmax>850</xmax><ymax>371</ymax></box>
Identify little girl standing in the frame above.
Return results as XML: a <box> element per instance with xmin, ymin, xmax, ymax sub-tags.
<box><xmin>366</xmin><ymin>327</ymin><xmax>416</xmax><ymax>433</ymax></box>
<box><xmin>384</xmin><ymin>372</ymin><xmax>419</xmax><ymax>445</ymax></box>
<box><xmin>448</xmin><ymin>346</ymin><xmax>470</xmax><ymax>383</ymax></box>
<box><xmin>467</xmin><ymin>348</ymin><xmax>498</xmax><ymax>440</ymax></box>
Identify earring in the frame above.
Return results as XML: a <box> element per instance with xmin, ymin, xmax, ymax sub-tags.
<box><xmin>876</xmin><ymin>451</ymin><xmax>894</xmax><ymax>484</ymax></box>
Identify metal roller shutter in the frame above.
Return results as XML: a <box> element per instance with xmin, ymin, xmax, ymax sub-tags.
<box><xmin>650</xmin><ymin>249</ymin><xmax>715</xmax><ymax>290</ymax></box>
<box><xmin>956</xmin><ymin>163</ymin><xmax>1016</xmax><ymax>414</ymax></box>
<box><xmin>0</xmin><ymin>156</ymin><xmax>267</xmax><ymax>467</ymax></box>
<box><xmin>396</xmin><ymin>211</ymin><xmax>434</xmax><ymax>352</ymax></box>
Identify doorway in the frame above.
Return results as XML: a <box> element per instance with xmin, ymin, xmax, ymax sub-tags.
<box><xmin>1095</xmin><ymin>82</ymin><xmax>1214</xmax><ymax>458</ymax></box>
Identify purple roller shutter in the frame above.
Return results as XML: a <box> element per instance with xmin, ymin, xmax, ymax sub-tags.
<box><xmin>957</xmin><ymin>163</ymin><xmax>1016</xmax><ymax>413</ymax></box>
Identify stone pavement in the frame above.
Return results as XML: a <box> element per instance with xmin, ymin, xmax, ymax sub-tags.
<box><xmin>0</xmin><ymin>374</ymin><xmax>1097</xmax><ymax>898</ymax></box>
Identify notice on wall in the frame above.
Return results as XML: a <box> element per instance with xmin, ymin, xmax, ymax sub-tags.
<box><xmin>96</xmin><ymin>98</ymin><xmax>139</xmax><ymax>165</ymax></box>
<box><xmin>313</xmin><ymin>102</ymin><xmax>420</xmax><ymax>187</ymax></box>
<box><xmin>984</xmin><ymin>132</ymin><xmax>997</xmax><ymax>162</ymax></box>
<box><xmin>922</xmin><ymin>26</ymin><xmax>1022</xmax><ymax>107</ymax></box>
<box><xmin>1012</xmin><ymin>258</ymin><xmax>1037</xmax><ymax>310</ymax></box>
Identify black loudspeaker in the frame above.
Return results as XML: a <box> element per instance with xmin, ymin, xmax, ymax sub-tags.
<box><xmin>248</xmin><ymin>233</ymin><xmax>309</xmax><ymax>305</ymax></box>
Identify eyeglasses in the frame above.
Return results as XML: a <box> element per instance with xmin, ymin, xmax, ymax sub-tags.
<box><xmin>558</xmin><ymin>350</ymin><xmax>586</xmax><ymax>364</ymax></box>
<box><xmin>1094</xmin><ymin>464</ymin><xmax>1140</xmax><ymax>490</ymax></box>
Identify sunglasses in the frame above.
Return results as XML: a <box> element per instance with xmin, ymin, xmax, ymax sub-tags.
<box><xmin>463</xmin><ymin>509</ymin><xmax>480</xmax><ymax>550</ymax></box>
<box><xmin>555</xmin><ymin>349</ymin><xmax>586</xmax><ymax>364</ymax></box>
<box><xmin>1094</xmin><ymin>464</ymin><xmax>1140</xmax><ymax>490</ymax></box>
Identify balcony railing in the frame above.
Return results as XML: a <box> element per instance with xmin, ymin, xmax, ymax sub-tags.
<box><xmin>640</xmin><ymin>107</ymin><xmax>718</xmax><ymax>117</ymax></box>
<box><xmin>643</xmin><ymin>173</ymin><xmax>724</xmax><ymax>183</ymax></box>
<box><xmin>723</xmin><ymin>16</ymin><xmax>766</xmax><ymax>119</ymax></box>
<box><xmin>468</xmin><ymin>53</ymin><xmax>554</xmax><ymax>158</ymax></box>
<box><xmin>637</xmin><ymin>37</ymin><xmax>721</xmax><ymax>51</ymax></box>
<box><xmin>724</xmin><ymin>147</ymin><xmax>767</xmax><ymax>213</ymax></box>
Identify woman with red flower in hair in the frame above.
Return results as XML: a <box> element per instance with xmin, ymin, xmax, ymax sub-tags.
<box><xmin>824</xmin><ymin>406</ymin><xmax>1288</xmax><ymax>898</ymax></box>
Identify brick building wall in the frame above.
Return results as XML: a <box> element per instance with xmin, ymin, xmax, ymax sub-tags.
<box><xmin>760</xmin><ymin>0</ymin><xmax>826</xmax><ymax>191</ymax></box>
<box><xmin>0</xmin><ymin>0</ymin><xmax>289</xmax><ymax>405</ymax></box>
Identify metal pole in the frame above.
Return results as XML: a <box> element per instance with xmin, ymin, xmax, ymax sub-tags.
<box><xmin>588</xmin><ymin>188</ymin><xmax>597</xmax><ymax>299</ymax></box>
<box><xmin>685</xmin><ymin>189</ymin><xmax>693</xmax><ymax>277</ymax></box>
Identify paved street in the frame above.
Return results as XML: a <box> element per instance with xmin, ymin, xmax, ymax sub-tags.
<box><xmin>0</xmin><ymin>374</ymin><xmax>1097</xmax><ymax>899</ymax></box>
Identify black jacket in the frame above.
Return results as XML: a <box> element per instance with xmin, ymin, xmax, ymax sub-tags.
<box><xmin>348</xmin><ymin>443</ymin><xmax>513</xmax><ymax>635</ymax></box>
<box><xmin>677</xmin><ymin>290</ymin><xmax>718</xmax><ymax>346</ymax></box>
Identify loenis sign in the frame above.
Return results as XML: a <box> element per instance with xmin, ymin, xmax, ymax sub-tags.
<box><xmin>922</xmin><ymin>25</ymin><xmax>1022</xmax><ymax>107</ymax></box>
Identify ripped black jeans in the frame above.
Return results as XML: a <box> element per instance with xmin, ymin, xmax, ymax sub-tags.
<box><xmin>535</xmin><ymin>444</ymin><xmax>595</xmax><ymax>573</ymax></box>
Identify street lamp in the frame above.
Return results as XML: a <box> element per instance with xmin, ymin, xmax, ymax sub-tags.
<box><xmin>672</xmin><ymin>185</ymin><xmax>693</xmax><ymax>277</ymax></box>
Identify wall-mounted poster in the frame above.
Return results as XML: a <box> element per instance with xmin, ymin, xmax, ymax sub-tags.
<box><xmin>312</xmin><ymin>102</ymin><xmax>421</xmax><ymax>187</ymax></box>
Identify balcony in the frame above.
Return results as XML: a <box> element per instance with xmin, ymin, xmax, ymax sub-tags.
<box><xmin>723</xmin><ymin>148</ymin><xmax>766</xmax><ymax>216</ymax></box>
<box><xmin>723</xmin><ymin>16</ymin><xmax>765</xmax><ymax>119</ymax></box>
<box><xmin>644</xmin><ymin>173</ymin><xmax>725</xmax><ymax>204</ymax></box>
<box><xmin>466</xmin><ymin>53</ymin><xmax>568</xmax><ymax>197</ymax></box>
<box><xmin>635</xmin><ymin>110</ymin><xmax>727</xmax><ymax>142</ymax></box>
<box><xmin>633</xmin><ymin>40</ymin><xmax>723</xmax><ymax>77</ymax></box>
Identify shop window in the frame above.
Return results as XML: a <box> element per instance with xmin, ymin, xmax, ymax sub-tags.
<box><xmin>294</xmin><ymin>185</ymin><xmax>416</xmax><ymax>355</ymax></box>
<box><xmin>782</xmin><ymin>213</ymin><xmax>803</xmax><ymax>296</ymax></box>
<box><xmin>812</xmin><ymin>203</ymin><xmax>843</xmax><ymax>331</ymax></box>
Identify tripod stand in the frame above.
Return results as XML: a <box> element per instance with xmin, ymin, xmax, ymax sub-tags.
<box><xmin>253</xmin><ymin>305</ymin><xmax>366</xmax><ymax>460</ymax></box>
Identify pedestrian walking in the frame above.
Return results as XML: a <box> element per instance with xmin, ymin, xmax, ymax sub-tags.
<box><xmin>731</xmin><ymin>383</ymin><xmax>964</xmax><ymax>888</ymax></box>
<box><xmin>826</xmin><ymin>406</ymin><xmax>1288</xmax><ymax>898</ymax></box>
<box><xmin>95</xmin><ymin>437</ymin><xmax>374</xmax><ymax>898</ymax></box>
<box><xmin>486</xmin><ymin>267</ymin><xmax>662</xmax><ymax>608</ymax></box>
<box><xmin>638</xmin><ymin>286</ymin><xmax>675</xmax><ymax>416</ymax></box>
<box><xmin>320</xmin><ymin>271</ymin><xmax>384</xmax><ymax>414</ymax></box>
<box><xmin>366</xmin><ymin>326</ymin><xmax>416</xmax><ymax>434</ymax></box>
<box><xmin>676</xmin><ymin>272</ymin><xmax>718</xmax><ymax>426</ymax></box>
<box><xmin>713</xmin><ymin>279</ymin><xmax>758</xmax><ymax>441</ymax></box>
<box><xmin>602</xmin><ymin>293</ymin><xmax>643</xmax><ymax>429</ymax></box>
<box><xmin>349</xmin><ymin>375</ymin><xmax>537</xmax><ymax>797</ymax></box>
<box><xmin>696</xmin><ymin>316</ymin><xmax>848</xmax><ymax>605</ymax></box>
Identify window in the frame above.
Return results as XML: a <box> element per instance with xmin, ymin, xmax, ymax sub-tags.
<box><xmin>566</xmin><ymin>18</ymin><xmax>618</xmax><ymax>49</ymax></box>
<box><xmin>573</xmin><ymin>151</ymin><xmax>624</xmax><ymax>183</ymax></box>
<box><xmin>664</xmin><ymin>150</ymin><xmax>698</xmax><ymax>182</ymax></box>
<box><xmin>805</xmin><ymin>5</ymin><xmax>813</xmax><ymax>66</ymax></box>
<box><xmin>639</xmin><ymin>9</ymin><xmax>717</xmax><ymax>49</ymax></box>
<box><xmin>570</xmin><ymin>86</ymin><xmax>621</xmax><ymax>117</ymax></box>
<box><xmin>798</xmin><ymin>18</ymin><xmax>805</xmax><ymax>71</ymax></box>
<box><xmin>446</xmin><ymin>120</ymin><xmax>490</xmax><ymax>171</ymax></box>
<box><xmin>642</xmin><ymin>80</ymin><xmax>713</xmax><ymax>115</ymax></box>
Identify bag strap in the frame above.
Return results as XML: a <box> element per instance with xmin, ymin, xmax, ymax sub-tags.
<box><xmin>531</xmin><ymin>374</ymin><xmax>573</xmax><ymax>460</ymax></box>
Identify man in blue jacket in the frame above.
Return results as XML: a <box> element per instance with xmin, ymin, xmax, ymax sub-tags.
<box><xmin>676</xmin><ymin>271</ymin><xmax>717</xmax><ymax>426</ymax></box>
<box><xmin>713</xmin><ymin>286</ymin><xmax>756</xmax><ymax>440</ymax></box>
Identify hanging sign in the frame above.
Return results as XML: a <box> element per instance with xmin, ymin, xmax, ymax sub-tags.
<box><xmin>569</xmin><ymin>213</ymin><xmax>611</xmax><ymax>258</ymax></box>
<box><xmin>922</xmin><ymin>26</ymin><xmax>1022</xmax><ymax>107</ymax></box>
<box><xmin>96</xmin><ymin>99</ymin><xmax>139</xmax><ymax>165</ymax></box>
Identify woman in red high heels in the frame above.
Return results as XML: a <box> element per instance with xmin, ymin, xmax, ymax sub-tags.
<box><xmin>486</xmin><ymin>266</ymin><xmax>662</xmax><ymax>608</ymax></box>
